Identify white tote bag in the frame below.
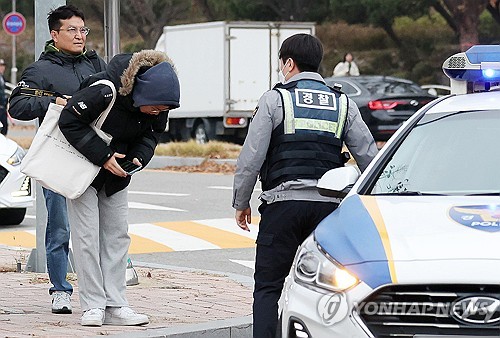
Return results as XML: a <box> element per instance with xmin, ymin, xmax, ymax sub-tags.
<box><xmin>20</xmin><ymin>79</ymin><xmax>116</xmax><ymax>199</ymax></box>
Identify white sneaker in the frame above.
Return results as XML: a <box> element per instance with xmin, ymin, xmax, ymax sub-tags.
<box><xmin>51</xmin><ymin>291</ymin><xmax>72</xmax><ymax>314</ymax></box>
<box><xmin>104</xmin><ymin>307</ymin><xmax>149</xmax><ymax>326</ymax></box>
<box><xmin>81</xmin><ymin>308</ymin><xmax>105</xmax><ymax>326</ymax></box>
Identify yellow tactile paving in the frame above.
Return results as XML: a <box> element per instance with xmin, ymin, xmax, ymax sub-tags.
<box><xmin>155</xmin><ymin>221</ymin><xmax>256</xmax><ymax>249</ymax></box>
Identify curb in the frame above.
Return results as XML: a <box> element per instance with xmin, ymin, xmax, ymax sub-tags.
<box><xmin>110</xmin><ymin>261</ymin><xmax>253</xmax><ymax>338</ymax></box>
<box><xmin>108</xmin><ymin>316</ymin><xmax>252</xmax><ymax>338</ymax></box>
<box><xmin>147</xmin><ymin>156</ymin><xmax>237</xmax><ymax>169</ymax></box>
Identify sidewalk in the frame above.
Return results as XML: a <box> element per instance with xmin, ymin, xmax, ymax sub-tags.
<box><xmin>0</xmin><ymin>245</ymin><xmax>253</xmax><ymax>337</ymax></box>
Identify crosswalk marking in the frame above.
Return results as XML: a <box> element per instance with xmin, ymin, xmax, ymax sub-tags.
<box><xmin>208</xmin><ymin>186</ymin><xmax>262</xmax><ymax>192</ymax></box>
<box><xmin>129</xmin><ymin>233</ymin><xmax>173</xmax><ymax>254</ymax></box>
<box><xmin>155</xmin><ymin>220</ymin><xmax>255</xmax><ymax>248</ymax></box>
<box><xmin>0</xmin><ymin>218</ymin><xmax>260</xmax><ymax>253</ymax></box>
<box><xmin>129</xmin><ymin>223</ymin><xmax>219</xmax><ymax>251</ymax></box>
<box><xmin>129</xmin><ymin>191</ymin><xmax>189</xmax><ymax>197</ymax></box>
<box><xmin>194</xmin><ymin>218</ymin><xmax>258</xmax><ymax>240</ymax></box>
<box><xmin>230</xmin><ymin>259</ymin><xmax>255</xmax><ymax>269</ymax></box>
<box><xmin>128</xmin><ymin>202</ymin><xmax>186</xmax><ymax>212</ymax></box>
<box><xmin>0</xmin><ymin>231</ymin><xmax>36</xmax><ymax>248</ymax></box>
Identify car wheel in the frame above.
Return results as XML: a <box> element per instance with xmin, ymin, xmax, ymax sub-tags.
<box><xmin>0</xmin><ymin>208</ymin><xmax>27</xmax><ymax>225</ymax></box>
<box><xmin>194</xmin><ymin>122</ymin><xmax>208</xmax><ymax>144</ymax></box>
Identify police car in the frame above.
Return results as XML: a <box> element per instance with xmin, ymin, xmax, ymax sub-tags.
<box><xmin>281</xmin><ymin>45</ymin><xmax>500</xmax><ymax>337</ymax></box>
<box><xmin>0</xmin><ymin>123</ymin><xmax>33</xmax><ymax>225</ymax></box>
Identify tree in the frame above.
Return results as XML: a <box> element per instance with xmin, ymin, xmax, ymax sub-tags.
<box><xmin>223</xmin><ymin>0</ymin><xmax>331</xmax><ymax>22</ymax></box>
<box><xmin>77</xmin><ymin>0</ymin><xmax>192</xmax><ymax>49</ymax></box>
<box><xmin>430</xmin><ymin>0</ymin><xmax>488</xmax><ymax>50</ymax></box>
<box><xmin>330</xmin><ymin>0</ymin><xmax>493</xmax><ymax>51</ymax></box>
<box><xmin>486</xmin><ymin>0</ymin><xmax>500</xmax><ymax>24</ymax></box>
<box><xmin>329</xmin><ymin>0</ymin><xmax>432</xmax><ymax>47</ymax></box>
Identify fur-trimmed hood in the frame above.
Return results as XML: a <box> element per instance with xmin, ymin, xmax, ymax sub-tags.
<box><xmin>105</xmin><ymin>50</ymin><xmax>177</xmax><ymax>97</ymax></box>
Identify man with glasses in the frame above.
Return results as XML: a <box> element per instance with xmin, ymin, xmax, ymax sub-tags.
<box><xmin>8</xmin><ymin>5</ymin><xmax>106</xmax><ymax>315</ymax></box>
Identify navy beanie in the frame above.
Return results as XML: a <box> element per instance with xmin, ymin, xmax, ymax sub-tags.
<box><xmin>132</xmin><ymin>62</ymin><xmax>180</xmax><ymax>109</ymax></box>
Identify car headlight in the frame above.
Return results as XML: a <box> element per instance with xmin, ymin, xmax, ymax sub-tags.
<box><xmin>293</xmin><ymin>235</ymin><xmax>359</xmax><ymax>293</ymax></box>
<box><xmin>7</xmin><ymin>146</ymin><xmax>26</xmax><ymax>166</ymax></box>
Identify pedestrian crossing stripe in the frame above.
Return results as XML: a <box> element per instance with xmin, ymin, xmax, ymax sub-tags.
<box><xmin>0</xmin><ymin>218</ymin><xmax>261</xmax><ymax>254</ymax></box>
<box><xmin>156</xmin><ymin>221</ymin><xmax>256</xmax><ymax>249</ymax></box>
<box><xmin>129</xmin><ymin>233</ymin><xmax>173</xmax><ymax>253</ymax></box>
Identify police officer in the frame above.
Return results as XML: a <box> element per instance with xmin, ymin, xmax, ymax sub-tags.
<box><xmin>232</xmin><ymin>34</ymin><xmax>378</xmax><ymax>338</ymax></box>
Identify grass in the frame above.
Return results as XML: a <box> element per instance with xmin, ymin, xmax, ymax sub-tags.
<box><xmin>155</xmin><ymin>140</ymin><xmax>242</xmax><ymax>159</ymax></box>
<box><xmin>8</xmin><ymin>128</ymin><xmax>243</xmax><ymax>159</ymax></box>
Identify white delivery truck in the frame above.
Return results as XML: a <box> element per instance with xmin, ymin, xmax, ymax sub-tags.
<box><xmin>154</xmin><ymin>21</ymin><xmax>315</xmax><ymax>144</ymax></box>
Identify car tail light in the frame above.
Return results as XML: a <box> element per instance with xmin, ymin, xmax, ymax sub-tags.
<box><xmin>368</xmin><ymin>100</ymin><xmax>407</xmax><ymax>110</ymax></box>
<box><xmin>225</xmin><ymin>117</ymin><xmax>246</xmax><ymax>126</ymax></box>
<box><xmin>368</xmin><ymin>99</ymin><xmax>432</xmax><ymax>110</ymax></box>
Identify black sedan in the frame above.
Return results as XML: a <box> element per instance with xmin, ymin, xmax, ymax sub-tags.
<box><xmin>325</xmin><ymin>75</ymin><xmax>436</xmax><ymax>141</ymax></box>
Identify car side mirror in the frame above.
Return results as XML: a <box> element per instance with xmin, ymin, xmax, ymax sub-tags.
<box><xmin>317</xmin><ymin>166</ymin><xmax>360</xmax><ymax>198</ymax></box>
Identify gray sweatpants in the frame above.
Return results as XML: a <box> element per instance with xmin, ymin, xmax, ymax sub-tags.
<box><xmin>67</xmin><ymin>186</ymin><xmax>130</xmax><ymax>311</ymax></box>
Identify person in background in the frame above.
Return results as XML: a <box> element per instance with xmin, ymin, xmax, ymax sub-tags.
<box><xmin>332</xmin><ymin>52</ymin><xmax>360</xmax><ymax>77</ymax></box>
<box><xmin>232</xmin><ymin>34</ymin><xmax>377</xmax><ymax>337</ymax></box>
<box><xmin>8</xmin><ymin>5</ymin><xmax>106</xmax><ymax>314</ymax></box>
<box><xmin>58</xmin><ymin>50</ymin><xmax>180</xmax><ymax>327</ymax></box>
<box><xmin>0</xmin><ymin>59</ymin><xmax>8</xmax><ymax>135</ymax></box>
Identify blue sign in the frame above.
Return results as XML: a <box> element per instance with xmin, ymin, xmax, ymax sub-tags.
<box><xmin>3</xmin><ymin>12</ymin><xmax>26</xmax><ymax>36</ymax></box>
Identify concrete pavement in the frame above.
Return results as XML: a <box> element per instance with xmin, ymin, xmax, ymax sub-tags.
<box><xmin>0</xmin><ymin>245</ymin><xmax>253</xmax><ymax>337</ymax></box>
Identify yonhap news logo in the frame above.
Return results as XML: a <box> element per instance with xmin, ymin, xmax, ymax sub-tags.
<box><xmin>317</xmin><ymin>292</ymin><xmax>349</xmax><ymax>325</ymax></box>
<box><xmin>317</xmin><ymin>292</ymin><xmax>500</xmax><ymax>327</ymax></box>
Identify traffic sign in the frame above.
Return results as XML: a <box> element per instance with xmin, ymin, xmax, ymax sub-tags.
<box><xmin>2</xmin><ymin>12</ymin><xmax>26</xmax><ymax>36</ymax></box>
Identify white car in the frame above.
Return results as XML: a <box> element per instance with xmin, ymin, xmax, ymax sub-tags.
<box><xmin>281</xmin><ymin>46</ymin><xmax>500</xmax><ymax>337</ymax></box>
<box><xmin>0</xmin><ymin>123</ymin><xmax>33</xmax><ymax>225</ymax></box>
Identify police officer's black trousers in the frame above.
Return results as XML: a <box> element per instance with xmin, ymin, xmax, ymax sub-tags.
<box><xmin>253</xmin><ymin>200</ymin><xmax>338</xmax><ymax>338</ymax></box>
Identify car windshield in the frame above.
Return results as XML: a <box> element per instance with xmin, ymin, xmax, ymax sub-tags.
<box><xmin>357</xmin><ymin>78</ymin><xmax>424</xmax><ymax>95</ymax></box>
<box><xmin>369</xmin><ymin>110</ymin><xmax>500</xmax><ymax>195</ymax></box>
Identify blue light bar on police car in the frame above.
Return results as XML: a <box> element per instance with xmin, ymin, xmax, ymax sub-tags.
<box><xmin>442</xmin><ymin>45</ymin><xmax>500</xmax><ymax>82</ymax></box>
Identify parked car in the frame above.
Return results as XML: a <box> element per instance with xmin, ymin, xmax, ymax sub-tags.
<box><xmin>0</xmin><ymin>124</ymin><xmax>33</xmax><ymax>225</ymax></box>
<box><xmin>281</xmin><ymin>88</ymin><xmax>500</xmax><ymax>337</ymax></box>
<box><xmin>421</xmin><ymin>84</ymin><xmax>451</xmax><ymax>97</ymax></box>
<box><xmin>325</xmin><ymin>75</ymin><xmax>436</xmax><ymax>141</ymax></box>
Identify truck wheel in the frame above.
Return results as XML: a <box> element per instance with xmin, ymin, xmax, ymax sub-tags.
<box><xmin>0</xmin><ymin>208</ymin><xmax>27</xmax><ymax>225</ymax></box>
<box><xmin>194</xmin><ymin>123</ymin><xmax>208</xmax><ymax>144</ymax></box>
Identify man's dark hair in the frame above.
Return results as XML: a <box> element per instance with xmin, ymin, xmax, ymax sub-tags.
<box><xmin>279</xmin><ymin>34</ymin><xmax>323</xmax><ymax>72</ymax></box>
<box><xmin>47</xmin><ymin>5</ymin><xmax>85</xmax><ymax>31</ymax></box>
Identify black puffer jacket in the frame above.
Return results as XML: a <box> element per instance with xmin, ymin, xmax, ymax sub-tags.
<box><xmin>59</xmin><ymin>50</ymin><xmax>172</xmax><ymax>196</ymax></box>
<box><xmin>8</xmin><ymin>40</ymin><xmax>106</xmax><ymax>122</ymax></box>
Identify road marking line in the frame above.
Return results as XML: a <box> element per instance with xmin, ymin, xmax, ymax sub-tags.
<box><xmin>129</xmin><ymin>223</ymin><xmax>219</xmax><ymax>251</ymax></box>
<box><xmin>129</xmin><ymin>233</ymin><xmax>173</xmax><ymax>254</ymax></box>
<box><xmin>128</xmin><ymin>202</ymin><xmax>186</xmax><ymax>212</ymax></box>
<box><xmin>0</xmin><ymin>218</ymin><xmax>262</xmax><ymax>252</ymax></box>
<box><xmin>0</xmin><ymin>231</ymin><xmax>35</xmax><ymax>248</ymax></box>
<box><xmin>230</xmin><ymin>259</ymin><xmax>255</xmax><ymax>270</ymax></box>
<box><xmin>208</xmin><ymin>186</ymin><xmax>262</xmax><ymax>192</ymax></box>
<box><xmin>129</xmin><ymin>191</ymin><xmax>189</xmax><ymax>197</ymax></box>
<box><xmin>193</xmin><ymin>218</ymin><xmax>259</xmax><ymax>240</ymax></box>
<box><xmin>155</xmin><ymin>221</ymin><xmax>255</xmax><ymax>248</ymax></box>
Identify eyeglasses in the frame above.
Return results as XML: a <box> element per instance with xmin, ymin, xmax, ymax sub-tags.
<box><xmin>55</xmin><ymin>26</ymin><xmax>90</xmax><ymax>36</ymax></box>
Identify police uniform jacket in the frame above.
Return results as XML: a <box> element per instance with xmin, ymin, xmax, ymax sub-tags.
<box><xmin>232</xmin><ymin>72</ymin><xmax>378</xmax><ymax>210</ymax></box>
<box><xmin>58</xmin><ymin>51</ymin><xmax>171</xmax><ymax>197</ymax></box>
<box><xmin>8</xmin><ymin>40</ymin><xmax>106</xmax><ymax>122</ymax></box>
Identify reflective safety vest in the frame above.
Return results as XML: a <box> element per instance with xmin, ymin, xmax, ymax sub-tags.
<box><xmin>260</xmin><ymin>79</ymin><xmax>349</xmax><ymax>191</ymax></box>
